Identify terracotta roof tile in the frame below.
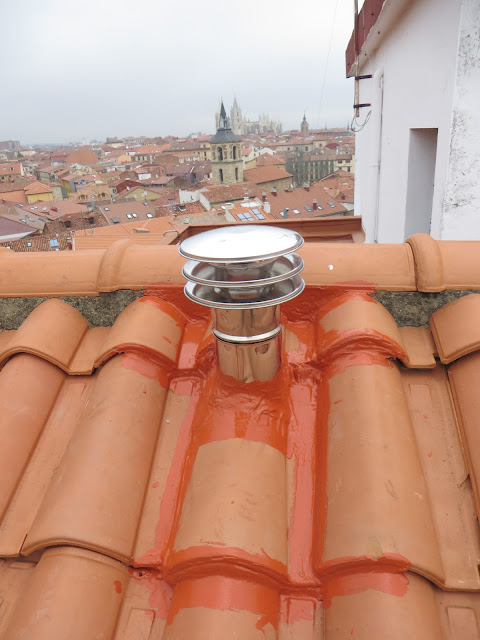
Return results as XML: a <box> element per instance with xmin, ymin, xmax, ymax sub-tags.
<box><xmin>0</xmin><ymin>280</ymin><xmax>479</xmax><ymax>634</ymax></box>
<box><xmin>1</xmin><ymin>233</ymin><xmax>480</xmax><ymax>635</ymax></box>
<box><xmin>24</xmin><ymin>181</ymin><xmax>53</xmax><ymax>195</ymax></box>
<box><xmin>255</xmin><ymin>153</ymin><xmax>285</xmax><ymax>167</ymax></box>
<box><xmin>243</xmin><ymin>166</ymin><xmax>293</xmax><ymax>184</ymax></box>
<box><xmin>0</xmin><ymin>297</ymin><xmax>185</xmax><ymax>374</ymax></box>
<box><xmin>449</xmin><ymin>351</ymin><xmax>480</xmax><ymax>525</ymax></box>
<box><xmin>407</xmin><ymin>233</ymin><xmax>480</xmax><ymax>291</ymax></box>
<box><xmin>430</xmin><ymin>293</ymin><xmax>480</xmax><ymax>363</ymax></box>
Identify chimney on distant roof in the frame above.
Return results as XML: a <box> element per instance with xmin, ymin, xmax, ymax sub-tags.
<box><xmin>303</xmin><ymin>183</ymin><xmax>309</xmax><ymax>192</ymax></box>
<box><xmin>262</xmin><ymin>191</ymin><xmax>267</xmax><ymax>202</ymax></box>
<box><xmin>271</xmin><ymin>187</ymin><xmax>277</xmax><ymax>197</ymax></box>
<box><xmin>179</xmin><ymin>226</ymin><xmax>304</xmax><ymax>383</ymax></box>
<box><xmin>313</xmin><ymin>199</ymin><xmax>318</xmax><ymax>210</ymax></box>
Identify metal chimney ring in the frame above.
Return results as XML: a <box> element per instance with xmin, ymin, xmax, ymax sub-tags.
<box><xmin>179</xmin><ymin>225</ymin><xmax>305</xmax><ymax>382</ymax></box>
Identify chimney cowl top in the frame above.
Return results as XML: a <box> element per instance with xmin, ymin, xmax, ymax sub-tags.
<box><xmin>179</xmin><ymin>225</ymin><xmax>305</xmax><ymax>381</ymax></box>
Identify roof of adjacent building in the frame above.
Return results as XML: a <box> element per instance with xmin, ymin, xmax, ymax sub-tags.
<box><xmin>96</xmin><ymin>201</ymin><xmax>157</xmax><ymax>225</ymax></box>
<box><xmin>0</xmin><ymin>162</ymin><xmax>22</xmax><ymax>175</ymax></box>
<box><xmin>243</xmin><ymin>166</ymin><xmax>293</xmax><ymax>185</ymax></box>
<box><xmin>0</xmin><ymin>216</ymin><xmax>37</xmax><ymax>238</ymax></box>
<box><xmin>24</xmin><ymin>181</ymin><xmax>53</xmax><ymax>195</ymax></box>
<box><xmin>199</xmin><ymin>181</ymin><xmax>264</xmax><ymax>204</ymax></box>
<box><xmin>0</xmin><ymin>180</ymin><xmax>31</xmax><ymax>194</ymax></box>
<box><xmin>266</xmin><ymin>183</ymin><xmax>348</xmax><ymax>218</ymax></box>
<box><xmin>255</xmin><ymin>153</ymin><xmax>285</xmax><ymax>167</ymax></box>
<box><xmin>317</xmin><ymin>170</ymin><xmax>355</xmax><ymax>204</ymax></box>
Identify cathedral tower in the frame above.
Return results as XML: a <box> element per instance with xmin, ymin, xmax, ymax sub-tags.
<box><xmin>230</xmin><ymin>96</ymin><xmax>243</xmax><ymax>136</ymax></box>
<box><xmin>301</xmin><ymin>113</ymin><xmax>309</xmax><ymax>136</ymax></box>
<box><xmin>210</xmin><ymin>102</ymin><xmax>243</xmax><ymax>185</ymax></box>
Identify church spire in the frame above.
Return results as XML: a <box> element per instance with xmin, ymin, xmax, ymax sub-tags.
<box><xmin>219</xmin><ymin>101</ymin><xmax>228</xmax><ymax>129</ymax></box>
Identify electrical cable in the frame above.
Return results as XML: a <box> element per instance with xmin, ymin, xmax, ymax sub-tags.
<box><xmin>350</xmin><ymin>109</ymin><xmax>371</xmax><ymax>132</ymax></box>
<box><xmin>316</xmin><ymin>0</ymin><xmax>340</xmax><ymax>129</ymax></box>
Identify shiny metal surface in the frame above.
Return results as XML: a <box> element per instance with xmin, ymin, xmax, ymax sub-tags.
<box><xmin>216</xmin><ymin>333</ymin><xmax>282</xmax><ymax>383</ymax></box>
<box><xmin>184</xmin><ymin>275</ymin><xmax>305</xmax><ymax>309</ymax></box>
<box><xmin>179</xmin><ymin>225</ymin><xmax>305</xmax><ymax>382</ymax></box>
<box><xmin>212</xmin><ymin>306</ymin><xmax>281</xmax><ymax>343</ymax></box>
<box><xmin>179</xmin><ymin>225</ymin><xmax>303</xmax><ymax>263</ymax></box>
<box><xmin>182</xmin><ymin>253</ymin><xmax>304</xmax><ymax>287</ymax></box>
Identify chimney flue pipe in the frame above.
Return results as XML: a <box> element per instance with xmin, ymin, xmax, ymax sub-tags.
<box><xmin>179</xmin><ymin>225</ymin><xmax>305</xmax><ymax>383</ymax></box>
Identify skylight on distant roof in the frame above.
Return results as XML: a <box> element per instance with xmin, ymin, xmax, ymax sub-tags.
<box><xmin>127</xmin><ymin>214</ymin><xmax>133</xmax><ymax>219</ymax></box>
<box><xmin>251</xmin><ymin>208</ymin><xmax>266</xmax><ymax>220</ymax></box>
<box><xmin>146</xmin><ymin>213</ymin><xmax>153</xmax><ymax>218</ymax></box>
<box><xmin>104</xmin><ymin>207</ymin><xmax>110</xmax><ymax>211</ymax></box>
<box><xmin>293</xmin><ymin>209</ymin><xmax>300</xmax><ymax>214</ymax></box>
<box><xmin>305</xmin><ymin>206</ymin><xmax>313</xmax><ymax>212</ymax></box>
<box><xmin>327</xmin><ymin>201</ymin><xmax>335</xmax><ymax>207</ymax></box>
<box><xmin>112</xmin><ymin>217</ymin><xmax>120</xmax><ymax>224</ymax></box>
<box><xmin>237</xmin><ymin>212</ymin><xmax>254</xmax><ymax>222</ymax></box>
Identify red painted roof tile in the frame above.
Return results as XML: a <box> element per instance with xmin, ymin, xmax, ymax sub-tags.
<box><xmin>1</xmin><ymin>239</ymin><xmax>480</xmax><ymax>636</ymax></box>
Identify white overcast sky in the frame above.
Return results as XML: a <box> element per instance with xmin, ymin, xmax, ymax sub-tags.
<box><xmin>2</xmin><ymin>0</ymin><xmax>355</xmax><ymax>144</ymax></box>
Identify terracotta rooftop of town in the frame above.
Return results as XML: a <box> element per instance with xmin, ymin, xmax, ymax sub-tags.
<box><xmin>1</xmin><ymin>231</ymin><xmax>480</xmax><ymax>637</ymax></box>
<box><xmin>200</xmin><ymin>181</ymin><xmax>264</xmax><ymax>204</ymax></box>
<box><xmin>317</xmin><ymin>170</ymin><xmax>355</xmax><ymax>204</ymax></box>
<box><xmin>243</xmin><ymin>166</ymin><xmax>293</xmax><ymax>185</ymax></box>
<box><xmin>255</xmin><ymin>153</ymin><xmax>285</xmax><ymax>167</ymax></box>
<box><xmin>24</xmin><ymin>181</ymin><xmax>53</xmax><ymax>196</ymax></box>
<box><xmin>266</xmin><ymin>183</ymin><xmax>348</xmax><ymax>218</ymax></box>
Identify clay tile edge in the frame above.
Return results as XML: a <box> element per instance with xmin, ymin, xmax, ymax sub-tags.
<box><xmin>430</xmin><ymin>293</ymin><xmax>480</xmax><ymax>363</ymax></box>
<box><xmin>406</xmin><ymin>234</ymin><xmax>444</xmax><ymax>292</ymax></box>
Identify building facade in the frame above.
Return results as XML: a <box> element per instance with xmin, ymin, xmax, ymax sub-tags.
<box><xmin>349</xmin><ymin>0</ymin><xmax>480</xmax><ymax>242</ymax></box>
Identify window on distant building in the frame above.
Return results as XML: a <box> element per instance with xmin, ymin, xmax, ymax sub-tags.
<box><xmin>27</xmin><ymin>241</ymin><xmax>32</xmax><ymax>247</ymax></box>
<box><xmin>232</xmin><ymin>146</ymin><xmax>237</xmax><ymax>160</ymax></box>
<box><xmin>218</xmin><ymin>147</ymin><xmax>223</xmax><ymax>161</ymax></box>
<box><xmin>235</xmin><ymin>167</ymin><xmax>239</xmax><ymax>181</ymax></box>
<box><xmin>219</xmin><ymin>168</ymin><xmax>223</xmax><ymax>183</ymax></box>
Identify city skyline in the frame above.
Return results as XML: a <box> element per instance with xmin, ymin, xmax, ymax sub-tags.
<box><xmin>2</xmin><ymin>0</ymin><xmax>354</xmax><ymax>144</ymax></box>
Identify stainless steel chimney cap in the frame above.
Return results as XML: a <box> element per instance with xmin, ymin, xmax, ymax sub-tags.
<box><xmin>178</xmin><ymin>225</ymin><xmax>304</xmax><ymax>264</ymax></box>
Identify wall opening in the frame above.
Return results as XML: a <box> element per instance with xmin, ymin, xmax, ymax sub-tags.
<box><xmin>219</xmin><ymin>168</ymin><xmax>223</xmax><ymax>183</ymax></box>
<box><xmin>404</xmin><ymin>128</ymin><xmax>438</xmax><ymax>239</ymax></box>
<box><xmin>235</xmin><ymin>167</ymin><xmax>239</xmax><ymax>181</ymax></box>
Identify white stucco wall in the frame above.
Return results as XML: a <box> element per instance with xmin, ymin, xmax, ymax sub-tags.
<box><xmin>353</xmin><ymin>0</ymin><xmax>463</xmax><ymax>242</ymax></box>
<box><xmin>442</xmin><ymin>0</ymin><xmax>480</xmax><ymax>239</ymax></box>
